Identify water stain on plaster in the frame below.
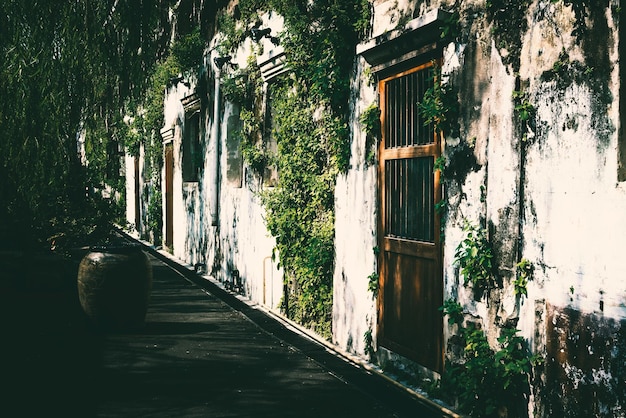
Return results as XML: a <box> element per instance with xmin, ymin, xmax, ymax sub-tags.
<box><xmin>541</xmin><ymin>304</ymin><xmax>626</xmax><ymax>417</ymax></box>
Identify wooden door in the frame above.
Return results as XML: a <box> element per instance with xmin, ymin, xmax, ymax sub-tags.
<box><xmin>378</xmin><ymin>61</ymin><xmax>443</xmax><ymax>372</ymax></box>
<box><xmin>164</xmin><ymin>143</ymin><xmax>174</xmax><ymax>250</ymax></box>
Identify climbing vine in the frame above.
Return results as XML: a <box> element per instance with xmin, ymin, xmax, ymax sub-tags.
<box><xmin>486</xmin><ymin>0</ymin><xmax>532</xmax><ymax>72</ymax></box>
<box><xmin>454</xmin><ymin>220</ymin><xmax>497</xmax><ymax>298</ymax></box>
<box><xmin>120</xmin><ymin>26</ymin><xmax>204</xmax><ymax>243</ymax></box>
<box><xmin>435</xmin><ymin>299</ymin><xmax>539</xmax><ymax>417</ymax></box>
<box><xmin>359</xmin><ymin>103</ymin><xmax>381</xmax><ymax>167</ymax></box>
<box><xmin>217</xmin><ymin>0</ymin><xmax>372</xmax><ymax>338</ymax></box>
<box><xmin>514</xmin><ymin>257</ymin><xmax>534</xmax><ymax>297</ymax></box>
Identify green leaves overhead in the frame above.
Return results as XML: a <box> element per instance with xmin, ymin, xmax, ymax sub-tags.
<box><xmin>1</xmin><ymin>0</ymin><xmax>174</xmax><ymax>249</ymax></box>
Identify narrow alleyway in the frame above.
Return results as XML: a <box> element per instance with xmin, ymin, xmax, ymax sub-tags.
<box><xmin>2</xmin><ymin>240</ymin><xmax>450</xmax><ymax>418</ymax></box>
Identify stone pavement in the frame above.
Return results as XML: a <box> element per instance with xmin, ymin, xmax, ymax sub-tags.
<box><xmin>2</xmin><ymin>242</ymin><xmax>455</xmax><ymax>418</ymax></box>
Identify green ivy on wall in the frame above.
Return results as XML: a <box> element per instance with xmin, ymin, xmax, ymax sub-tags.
<box><xmin>260</xmin><ymin>78</ymin><xmax>338</xmax><ymax>337</ymax></box>
<box><xmin>121</xmin><ymin>26</ymin><xmax>204</xmax><ymax>243</ymax></box>
<box><xmin>359</xmin><ymin>103</ymin><xmax>381</xmax><ymax>167</ymax></box>
<box><xmin>435</xmin><ymin>299</ymin><xmax>539</xmax><ymax>417</ymax></box>
<box><xmin>486</xmin><ymin>0</ymin><xmax>532</xmax><ymax>72</ymax></box>
<box><xmin>217</xmin><ymin>0</ymin><xmax>371</xmax><ymax>338</ymax></box>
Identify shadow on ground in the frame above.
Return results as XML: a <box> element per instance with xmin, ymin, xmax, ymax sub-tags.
<box><xmin>1</xmin><ymin>251</ymin><xmax>444</xmax><ymax>418</ymax></box>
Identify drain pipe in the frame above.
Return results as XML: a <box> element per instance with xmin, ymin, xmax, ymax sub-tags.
<box><xmin>209</xmin><ymin>56</ymin><xmax>229</xmax><ymax>226</ymax></box>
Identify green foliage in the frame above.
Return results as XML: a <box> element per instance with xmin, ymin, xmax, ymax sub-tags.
<box><xmin>439</xmin><ymin>10</ymin><xmax>460</xmax><ymax>40</ymax></box>
<box><xmin>433</xmin><ymin>156</ymin><xmax>446</xmax><ymax>176</ymax></box>
<box><xmin>146</xmin><ymin>185</ymin><xmax>163</xmax><ymax>244</ymax></box>
<box><xmin>437</xmin><ymin>299</ymin><xmax>538</xmax><ymax>417</ymax></box>
<box><xmin>367</xmin><ymin>272</ymin><xmax>379</xmax><ymax>298</ymax></box>
<box><xmin>359</xmin><ymin>103</ymin><xmax>381</xmax><ymax>166</ymax></box>
<box><xmin>0</xmin><ymin>0</ymin><xmax>172</xmax><ymax>252</ymax></box>
<box><xmin>514</xmin><ymin>258</ymin><xmax>534</xmax><ymax>297</ymax></box>
<box><xmin>171</xmin><ymin>26</ymin><xmax>205</xmax><ymax>70</ymax></box>
<box><xmin>512</xmin><ymin>89</ymin><xmax>535</xmax><ymax>123</ymax></box>
<box><xmin>118</xmin><ymin>60</ymin><xmax>172</xmax><ymax>242</ymax></box>
<box><xmin>221</xmin><ymin>0</ymin><xmax>372</xmax><ymax>337</ymax></box>
<box><xmin>440</xmin><ymin>298</ymin><xmax>464</xmax><ymax>325</ymax></box>
<box><xmin>364</xmin><ymin>328</ymin><xmax>376</xmax><ymax>360</ymax></box>
<box><xmin>260</xmin><ymin>81</ymin><xmax>337</xmax><ymax>338</ymax></box>
<box><xmin>418</xmin><ymin>63</ymin><xmax>456</xmax><ymax>134</ymax></box>
<box><xmin>359</xmin><ymin>103</ymin><xmax>381</xmax><ymax>137</ymax></box>
<box><xmin>454</xmin><ymin>221</ymin><xmax>496</xmax><ymax>297</ymax></box>
<box><xmin>216</xmin><ymin>5</ymin><xmax>258</xmax><ymax>55</ymax></box>
<box><xmin>434</xmin><ymin>200</ymin><xmax>447</xmax><ymax>216</ymax></box>
<box><xmin>486</xmin><ymin>0</ymin><xmax>532</xmax><ymax>71</ymax></box>
<box><xmin>222</xmin><ymin>57</ymin><xmax>269</xmax><ymax>176</ymax></box>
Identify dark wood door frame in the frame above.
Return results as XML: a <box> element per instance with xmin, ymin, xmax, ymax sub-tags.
<box><xmin>377</xmin><ymin>60</ymin><xmax>444</xmax><ymax>372</ymax></box>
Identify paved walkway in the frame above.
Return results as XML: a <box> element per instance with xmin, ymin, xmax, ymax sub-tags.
<box><xmin>2</xmin><ymin>243</ymin><xmax>454</xmax><ymax>418</ymax></box>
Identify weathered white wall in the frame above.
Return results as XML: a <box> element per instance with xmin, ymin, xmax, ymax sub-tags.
<box><xmin>519</xmin><ymin>2</ymin><xmax>625</xmax><ymax>320</ymax></box>
<box><xmin>439</xmin><ymin>1</ymin><xmax>625</xmax><ymax>415</ymax></box>
<box><xmin>350</xmin><ymin>0</ymin><xmax>625</xmax><ymax>414</ymax></box>
<box><xmin>215</xmin><ymin>100</ymin><xmax>284</xmax><ymax>308</ymax></box>
<box><xmin>157</xmin><ymin>39</ymin><xmax>284</xmax><ymax>311</ymax></box>
<box><xmin>129</xmin><ymin>0</ymin><xmax>626</xmax><ymax>414</ymax></box>
<box><xmin>333</xmin><ymin>55</ymin><xmax>379</xmax><ymax>355</ymax></box>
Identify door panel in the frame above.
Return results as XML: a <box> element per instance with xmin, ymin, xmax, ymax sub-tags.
<box><xmin>383</xmin><ymin>250</ymin><xmax>440</xmax><ymax>365</ymax></box>
<box><xmin>378</xmin><ymin>61</ymin><xmax>443</xmax><ymax>372</ymax></box>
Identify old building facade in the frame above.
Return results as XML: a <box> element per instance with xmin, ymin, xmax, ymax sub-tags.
<box><xmin>126</xmin><ymin>1</ymin><xmax>626</xmax><ymax>416</ymax></box>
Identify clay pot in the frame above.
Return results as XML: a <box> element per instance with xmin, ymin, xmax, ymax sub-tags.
<box><xmin>77</xmin><ymin>244</ymin><xmax>152</xmax><ymax>330</ymax></box>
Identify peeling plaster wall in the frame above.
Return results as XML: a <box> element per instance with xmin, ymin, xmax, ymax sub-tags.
<box><xmin>355</xmin><ymin>0</ymin><xmax>626</xmax><ymax>414</ymax></box>
<box><xmin>157</xmin><ymin>41</ymin><xmax>284</xmax><ymax>312</ymax></box>
<box><xmin>517</xmin><ymin>3</ymin><xmax>625</xmax><ymax>415</ymax></box>
<box><xmin>438</xmin><ymin>0</ymin><xmax>625</xmax><ymax>415</ymax></box>
<box><xmin>333</xmin><ymin>56</ymin><xmax>379</xmax><ymax>356</ymax></box>
<box><xmin>128</xmin><ymin>0</ymin><xmax>626</xmax><ymax>414</ymax></box>
<box><xmin>215</xmin><ymin>104</ymin><xmax>284</xmax><ymax>308</ymax></box>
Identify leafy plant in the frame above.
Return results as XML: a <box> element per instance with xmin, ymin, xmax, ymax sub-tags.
<box><xmin>434</xmin><ymin>199</ymin><xmax>447</xmax><ymax>216</ymax></box>
<box><xmin>364</xmin><ymin>328</ymin><xmax>375</xmax><ymax>360</ymax></box>
<box><xmin>367</xmin><ymin>272</ymin><xmax>379</xmax><ymax>298</ymax></box>
<box><xmin>514</xmin><ymin>258</ymin><xmax>534</xmax><ymax>297</ymax></box>
<box><xmin>438</xmin><ymin>299</ymin><xmax>539</xmax><ymax>417</ymax></box>
<box><xmin>418</xmin><ymin>63</ymin><xmax>450</xmax><ymax>132</ymax></box>
<box><xmin>433</xmin><ymin>155</ymin><xmax>446</xmax><ymax>176</ymax></box>
<box><xmin>359</xmin><ymin>103</ymin><xmax>381</xmax><ymax>137</ymax></box>
<box><xmin>171</xmin><ymin>26</ymin><xmax>205</xmax><ymax>71</ymax></box>
<box><xmin>359</xmin><ymin>103</ymin><xmax>381</xmax><ymax>166</ymax></box>
<box><xmin>454</xmin><ymin>221</ymin><xmax>496</xmax><ymax>297</ymax></box>
<box><xmin>440</xmin><ymin>298</ymin><xmax>464</xmax><ymax>325</ymax></box>
<box><xmin>220</xmin><ymin>0</ymin><xmax>372</xmax><ymax>338</ymax></box>
<box><xmin>512</xmin><ymin>89</ymin><xmax>535</xmax><ymax>123</ymax></box>
<box><xmin>439</xmin><ymin>10</ymin><xmax>460</xmax><ymax>40</ymax></box>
